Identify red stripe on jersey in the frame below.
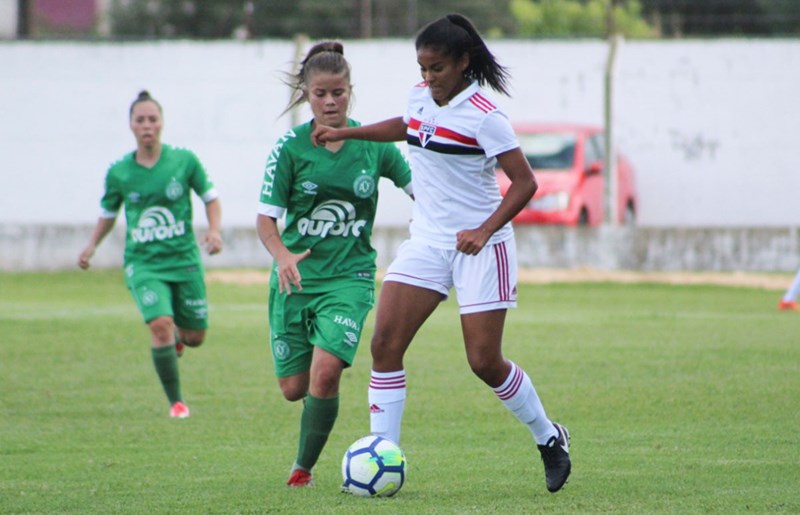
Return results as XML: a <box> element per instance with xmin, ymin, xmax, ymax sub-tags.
<box><xmin>469</xmin><ymin>93</ymin><xmax>496</xmax><ymax>113</ymax></box>
<box><xmin>407</xmin><ymin>118</ymin><xmax>479</xmax><ymax>146</ymax></box>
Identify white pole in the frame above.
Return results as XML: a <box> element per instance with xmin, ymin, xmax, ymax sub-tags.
<box><xmin>603</xmin><ymin>33</ymin><xmax>623</xmax><ymax>225</ymax></box>
<box><xmin>290</xmin><ymin>33</ymin><xmax>308</xmax><ymax>128</ymax></box>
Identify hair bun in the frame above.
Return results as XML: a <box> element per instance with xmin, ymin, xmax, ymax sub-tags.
<box><xmin>308</xmin><ymin>41</ymin><xmax>344</xmax><ymax>59</ymax></box>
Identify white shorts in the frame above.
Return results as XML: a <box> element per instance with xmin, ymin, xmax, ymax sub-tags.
<box><xmin>384</xmin><ymin>238</ymin><xmax>518</xmax><ymax>314</ymax></box>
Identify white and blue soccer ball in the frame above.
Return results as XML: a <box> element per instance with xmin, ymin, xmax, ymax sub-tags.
<box><xmin>341</xmin><ymin>435</ymin><xmax>407</xmax><ymax>497</ymax></box>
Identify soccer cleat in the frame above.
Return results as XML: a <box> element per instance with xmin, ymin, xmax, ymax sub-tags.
<box><xmin>537</xmin><ymin>422</ymin><xmax>571</xmax><ymax>493</ymax></box>
<box><xmin>175</xmin><ymin>341</ymin><xmax>185</xmax><ymax>357</ymax></box>
<box><xmin>169</xmin><ymin>401</ymin><xmax>190</xmax><ymax>419</ymax></box>
<box><xmin>286</xmin><ymin>469</ymin><xmax>314</xmax><ymax>487</ymax></box>
<box><xmin>778</xmin><ymin>300</ymin><xmax>799</xmax><ymax>311</ymax></box>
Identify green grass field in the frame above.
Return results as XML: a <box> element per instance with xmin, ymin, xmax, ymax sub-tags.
<box><xmin>2</xmin><ymin>270</ymin><xmax>799</xmax><ymax>514</ymax></box>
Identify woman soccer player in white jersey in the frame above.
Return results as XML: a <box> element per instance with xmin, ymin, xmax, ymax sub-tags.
<box><xmin>312</xmin><ymin>14</ymin><xmax>571</xmax><ymax>493</ymax></box>
<box><xmin>257</xmin><ymin>42</ymin><xmax>412</xmax><ymax>487</ymax></box>
<box><xmin>78</xmin><ymin>90</ymin><xmax>223</xmax><ymax>419</ymax></box>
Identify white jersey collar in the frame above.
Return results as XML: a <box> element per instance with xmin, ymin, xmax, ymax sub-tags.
<box><xmin>444</xmin><ymin>80</ymin><xmax>481</xmax><ymax>107</ymax></box>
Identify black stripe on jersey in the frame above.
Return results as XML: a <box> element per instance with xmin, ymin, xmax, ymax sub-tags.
<box><xmin>407</xmin><ymin>137</ymin><xmax>485</xmax><ymax>156</ymax></box>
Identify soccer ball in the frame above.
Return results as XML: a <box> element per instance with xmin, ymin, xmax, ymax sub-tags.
<box><xmin>341</xmin><ymin>435</ymin><xmax>406</xmax><ymax>497</ymax></box>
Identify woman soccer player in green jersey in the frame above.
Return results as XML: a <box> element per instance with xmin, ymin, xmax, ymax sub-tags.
<box><xmin>78</xmin><ymin>90</ymin><xmax>223</xmax><ymax>419</ymax></box>
<box><xmin>256</xmin><ymin>42</ymin><xmax>413</xmax><ymax>487</ymax></box>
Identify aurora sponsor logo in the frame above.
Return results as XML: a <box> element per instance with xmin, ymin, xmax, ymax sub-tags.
<box><xmin>131</xmin><ymin>206</ymin><xmax>185</xmax><ymax>242</ymax></box>
<box><xmin>297</xmin><ymin>200</ymin><xmax>366</xmax><ymax>238</ymax></box>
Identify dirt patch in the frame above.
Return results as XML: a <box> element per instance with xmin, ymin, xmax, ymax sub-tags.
<box><xmin>207</xmin><ymin>268</ymin><xmax>793</xmax><ymax>291</ymax></box>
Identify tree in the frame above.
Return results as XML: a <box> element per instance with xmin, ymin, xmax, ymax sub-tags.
<box><xmin>638</xmin><ymin>0</ymin><xmax>800</xmax><ymax>36</ymax></box>
<box><xmin>110</xmin><ymin>0</ymin><xmax>244</xmax><ymax>39</ymax></box>
<box><xmin>510</xmin><ymin>0</ymin><xmax>656</xmax><ymax>38</ymax></box>
<box><xmin>108</xmin><ymin>0</ymin><xmax>519</xmax><ymax>40</ymax></box>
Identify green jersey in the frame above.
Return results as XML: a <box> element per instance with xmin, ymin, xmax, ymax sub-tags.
<box><xmin>100</xmin><ymin>144</ymin><xmax>217</xmax><ymax>282</ymax></box>
<box><xmin>259</xmin><ymin>120</ymin><xmax>412</xmax><ymax>292</ymax></box>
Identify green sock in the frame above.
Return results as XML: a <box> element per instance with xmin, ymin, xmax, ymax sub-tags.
<box><xmin>151</xmin><ymin>345</ymin><xmax>183</xmax><ymax>404</ymax></box>
<box><xmin>296</xmin><ymin>394</ymin><xmax>339</xmax><ymax>471</ymax></box>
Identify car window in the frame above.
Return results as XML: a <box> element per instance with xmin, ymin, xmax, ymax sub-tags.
<box><xmin>586</xmin><ymin>134</ymin><xmax>605</xmax><ymax>164</ymax></box>
<box><xmin>518</xmin><ymin>133</ymin><xmax>576</xmax><ymax>170</ymax></box>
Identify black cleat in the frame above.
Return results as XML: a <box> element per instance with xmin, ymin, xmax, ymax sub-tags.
<box><xmin>537</xmin><ymin>422</ymin><xmax>571</xmax><ymax>493</ymax></box>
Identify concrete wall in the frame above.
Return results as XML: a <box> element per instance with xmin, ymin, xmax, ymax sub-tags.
<box><xmin>2</xmin><ymin>39</ymin><xmax>800</xmax><ymax>271</ymax></box>
<box><xmin>5</xmin><ymin>224</ymin><xmax>800</xmax><ymax>273</ymax></box>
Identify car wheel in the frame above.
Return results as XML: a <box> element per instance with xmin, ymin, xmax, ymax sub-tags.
<box><xmin>623</xmin><ymin>203</ymin><xmax>635</xmax><ymax>226</ymax></box>
<box><xmin>578</xmin><ymin>208</ymin><xmax>590</xmax><ymax>226</ymax></box>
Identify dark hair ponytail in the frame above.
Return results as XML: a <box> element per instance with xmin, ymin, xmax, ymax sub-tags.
<box><xmin>129</xmin><ymin>90</ymin><xmax>162</xmax><ymax>118</ymax></box>
<box><xmin>283</xmin><ymin>41</ymin><xmax>351</xmax><ymax>115</ymax></box>
<box><xmin>415</xmin><ymin>13</ymin><xmax>511</xmax><ymax>96</ymax></box>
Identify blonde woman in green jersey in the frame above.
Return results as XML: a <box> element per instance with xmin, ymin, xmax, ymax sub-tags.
<box><xmin>78</xmin><ymin>90</ymin><xmax>223</xmax><ymax>419</ymax></box>
<box><xmin>257</xmin><ymin>42</ymin><xmax>413</xmax><ymax>487</ymax></box>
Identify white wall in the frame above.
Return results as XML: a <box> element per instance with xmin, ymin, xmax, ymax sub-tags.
<box><xmin>0</xmin><ymin>0</ymin><xmax>16</xmax><ymax>39</ymax></box>
<box><xmin>1</xmin><ymin>39</ymin><xmax>798</xmax><ymax>229</ymax></box>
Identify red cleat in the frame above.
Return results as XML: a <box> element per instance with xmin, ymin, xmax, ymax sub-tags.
<box><xmin>175</xmin><ymin>341</ymin><xmax>185</xmax><ymax>357</ymax></box>
<box><xmin>286</xmin><ymin>469</ymin><xmax>314</xmax><ymax>487</ymax></box>
<box><xmin>169</xmin><ymin>401</ymin><xmax>190</xmax><ymax>418</ymax></box>
<box><xmin>778</xmin><ymin>300</ymin><xmax>799</xmax><ymax>311</ymax></box>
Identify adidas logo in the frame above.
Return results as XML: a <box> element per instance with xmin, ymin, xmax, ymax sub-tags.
<box><xmin>369</xmin><ymin>404</ymin><xmax>384</xmax><ymax>414</ymax></box>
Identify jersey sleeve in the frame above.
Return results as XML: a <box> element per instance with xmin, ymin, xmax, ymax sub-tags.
<box><xmin>187</xmin><ymin>151</ymin><xmax>218</xmax><ymax>203</ymax></box>
<box><xmin>378</xmin><ymin>143</ymin><xmax>412</xmax><ymax>194</ymax></box>
<box><xmin>477</xmin><ymin>110</ymin><xmax>520</xmax><ymax>158</ymax></box>
<box><xmin>98</xmin><ymin>166</ymin><xmax>123</xmax><ymax>219</ymax></box>
<box><xmin>258</xmin><ymin>130</ymin><xmax>295</xmax><ymax>219</ymax></box>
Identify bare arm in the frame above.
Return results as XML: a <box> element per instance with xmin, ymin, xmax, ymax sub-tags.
<box><xmin>201</xmin><ymin>198</ymin><xmax>223</xmax><ymax>255</ymax></box>
<box><xmin>455</xmin><ymin>148</ymin><xmax>538</xmax><ymax>255</ymax></box>
<box><xmin>78</xmin><ymin>216</ymin><xmax>116</xmax><ymax>269</ymax></box>
<box><xmin>256</xmin><ymin>214</ymin><xmax>310</xmax><ymax>294</ymax></box>
<box><xmin>312</xmin><ymin>117</ymin><xmax>407</xmax><ymax>146</ymax></box>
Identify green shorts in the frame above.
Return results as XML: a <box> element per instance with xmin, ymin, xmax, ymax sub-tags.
<box><xmin>127</xmin><ymin>276</ymin><xmax>209</xmax><ymax>329</ymax></box>
<box><xmin>268</xmin><ymin>284</ymin><xmax>375</xmax><ymax>378</ymax></box>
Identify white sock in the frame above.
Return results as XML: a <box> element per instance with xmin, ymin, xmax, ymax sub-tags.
<box><xmin>493</xmin><ymin>361</ymin><xmax>557</xmax><ymax>445</ymax></box>
<box><xmin>369</xmin><ymin>370</ymin><xmax>406</xmax><ymax>445</ymax></box>
<box><xmin>784</xmin><ymin>270</ymin><xmax>800</xmax><ymax>301</ymax></box>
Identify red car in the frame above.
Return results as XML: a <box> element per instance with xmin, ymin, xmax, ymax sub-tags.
<box><xmin>496</xmin><ymin>123</ymin><xmax>638</xmax><ymax>226</ymax></box>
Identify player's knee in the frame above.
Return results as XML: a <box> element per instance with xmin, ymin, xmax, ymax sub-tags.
<box><xmin>181</xmin><ymin>329</ymin><xmax>206</xmax><ymax>348</ymax></box>
<box><xmin>148</xmin><ymin>317</ymin><xmax>175</xmax><ymax>344</ymax></box>
<box><xmin>279</xmin><ymin>376</ymin><xmax>308</xmax><ymax>402</ymax></box>
<box><xmin>467</xmin><ymin>355</ymin><xmax>504</xmax><ymax>385</ymax></box>
<box><xmin>280</xmin><ymin>385</ymin><xmax>307</xmax><ymax>402</ymax></box>
<box><xmin>310</xmin><ymin>369</ymin><xmax>341</xmax><ymax>398</ymax></box>
<box><xmin>370</xmin><ymin>331</ymin><xmax>399</xmax><ymax>361</ymax></box>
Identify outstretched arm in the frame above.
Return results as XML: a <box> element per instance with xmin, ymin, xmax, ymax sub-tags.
<box><xmin>78</xmin><ymin>217</ymin><xmax>116</xmax><ymax>269</ymax></box>
<box><xmin>312</xmin><ymin>117</ymin><xmax>407</xmax><ymax>146</ymax></box>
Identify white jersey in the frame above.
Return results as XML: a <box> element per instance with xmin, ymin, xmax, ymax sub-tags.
<box><xmin>403</xmin><ymin>80</ymin><xmax>520</xmax><ymax>248</ymax></box>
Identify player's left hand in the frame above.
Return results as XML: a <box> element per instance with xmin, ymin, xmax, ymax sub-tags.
<box><xmin>456</xmin><ymin>227</ymin><xmax>490</xmax><ymax>255</ymax></box>
<box><xmin>203</xmin><ymin>230</ymin><xmax>223</xmax><ymax>255</ymax></box>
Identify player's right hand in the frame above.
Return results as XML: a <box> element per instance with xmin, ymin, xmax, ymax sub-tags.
<box><xmin>311</xmin><ymin>124</ymin><xmax>341</xmax><ymax>147</ymax></box>
<box><xmin>78</xmin><ymin>246</ymin><xmax>95</xmax><ymax>269</ymax></box>
<box><xmin>277</xmin><ymin>249</ymin><xmax>312</xmax><ymax>294</ymax></box>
